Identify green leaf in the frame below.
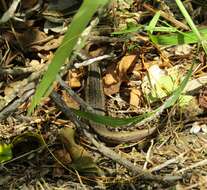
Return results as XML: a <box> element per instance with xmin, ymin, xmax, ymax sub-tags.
<box><xmin>28</xmin><ymin>0</ymin><xmax>109</xmax><ymax>115</ymax></box>
<box><xmin>155</xmin><ymin>64</ymin><xmax>193</xmax><ymax>112</ymax></box>
<box><xmin>0</xmin><ymin>143</ymin><xmax>12</xmax><ymax>163</ymax></box>
<box><xmin>151</xmin><ymin>27</ymin><xmax>207</xmax><ymax>45</ymax></box>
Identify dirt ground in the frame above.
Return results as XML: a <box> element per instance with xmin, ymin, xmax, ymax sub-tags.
<box><xmin>0</xmin><ymin>0</ymin><xmax>207</xmax><ymax>189</ymax></box>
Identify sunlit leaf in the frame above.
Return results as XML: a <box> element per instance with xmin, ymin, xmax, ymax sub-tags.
<box><xmin>0</xmin><ymin>143</ymin><xmax>12</xmax><ymax>163</ymax></box>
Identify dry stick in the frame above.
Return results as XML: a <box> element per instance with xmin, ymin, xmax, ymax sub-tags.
<box><xmin>0</xmin><ymin>66</ymin><xmax>39</xmax><ymax>76</ymax></box>
<box><xmin>0</xmin><ymin>87</ymin><xmax>35</xmax><ymax>120</ymax></box>
<box><xmin>0</xmin><ymin>65</ymin><xmax>47</xmax><ymax>120</ymax></box>
<box><xmin>143</xmin><ymin>3</ymin><xmax>189</xmax><ymax>30</ymax></box>
<box><xmin>176</xmin><ymin>158</ymin><xmax>207</xmax><ymax>174</ymax></box>
<box><xmin>50</xmin><ymin>91</ymin><xmax>182</xmax><ymax>185</ymax></box>
<box><xmin>74</xmin><ymin>54</ymin><xmax>112</xmax><ymax>69</ymax></box>
<box><xmin>150</xmin><ymin>153</ymin><xmax>186</xmax><ymax>172</ymax></box>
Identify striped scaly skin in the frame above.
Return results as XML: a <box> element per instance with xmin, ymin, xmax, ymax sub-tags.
<box><xmin>85</xmin><ymin>63</ymin><xmax>157</xmax><ymax>144</ymax></box>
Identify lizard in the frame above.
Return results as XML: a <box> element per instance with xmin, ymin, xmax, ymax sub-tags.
<box><xmin>85</xmin><ymin>63</ymin><xmax>157</xmax><ymax>144</ymax></box>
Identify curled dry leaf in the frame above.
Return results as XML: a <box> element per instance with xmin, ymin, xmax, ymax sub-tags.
<box><xmin>21</xmin><ymin>0</ymin><xmax>38</xmax><ymax>9</ymax></box>
<box><xmin>67</xmin><ymin>69</ymin><xmax>83</xmax><ymax>88</ymax></box>
<box><xmin>28</xmin><ymin>60</ymin><xmax>44</xmax><ymax>71</ymax></box>
<box><xmin>117</xmin><ymin>54</ymin><xmax>137</xmax><ymax>79</ymax></box>
<box><xmin>103</xmin><ymin>64</ymin><xmax>120</xmax><ymax>95</ymax></box>
<box><xmin>53</xmin><ymin>149</ymin><xmax>72</xmax><ymax>177</ymax></box>
<box><xmin>62</xmin><ymin>90</ymin><xmax>80</xmax><ymax>109</ymax></box>
<box><xmin>199</xmin><ymin>87</ymin><xmax>207</xmax><ymax>109</ymax></box>
<box><xmin>17</xmin><ymin>28</ymin><xmax>48</xmax><ymax>51</ymax></box>
<box><xmin>103</xmin><ymin>81</ymin><xmax>121</xmax><ymax>96</ymax></box>
<box><xmin>174</xmin><ymin>44</ymin><xmax>192</xmax><ymax>56</ymax></box>
<box><xmin>103</xmin><ymin>55</ymin><xmax>137</xmax><ymax>96</ymax></box>
<box><xmin>59</xmin><ymin>127</ymin><xmax>103</xmax><ymax>176</ymax></box>
<box><xmin>129</xmin><ymin>88</ymin><xmax>142</xmax><ymax>108</ymax></box>
<box><xmin>103</xmin><ymin>72</ymin><xmax>118</xmax><ymax>85</ymax></box>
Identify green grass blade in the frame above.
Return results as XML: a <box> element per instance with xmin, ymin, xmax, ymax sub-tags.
<box><xmin>175</xmin><ymin>0</ymin><xmax>207</xmax><ymax>54</ymax></box>
<box><xmin>28</xmin><ymin>0</ymin><xmax>109</xmax><ymax>115</ymax></box>
<box><xmin>72</xmin><ymin>109</ymin><xmax>153</xmax><ymax>127</ymax></box>
<box><xmin>0</xmin><ymin>143</ymin><xmax>12</xmax><ymax>163</ymax></box>
<box><xmin>148</xmin><ymin>11</ymin><xmax>161</xmax><ymax>34</ymax></box>
<box><xmin>151</xmin><ymin>27</ymin><xmax>207</xmax><ymax>45</ymax></box>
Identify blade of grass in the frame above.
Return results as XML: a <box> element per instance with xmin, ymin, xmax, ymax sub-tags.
<box><xmin>148</xmin><ymin>11</ymin><xmax>161</xmax><ymax>34</ymax></box>
<box><xmin>150</xmin><ymin>27</ymin><xmax>207</xmax><ymax>45</ymax></box>
<box><xmin>72</xmin><ymin>109</ymin><xmax>153</xmax><ymax>127</ymax></box>
<box><xmin>28</xmin><ymin>0</ymin><xmax>109</xmax><ymax>115</ymax></box>
<box><xmin>175</xmin><ymin>0</ymin><xmax>207</xmax><ymax>54</ymax></box>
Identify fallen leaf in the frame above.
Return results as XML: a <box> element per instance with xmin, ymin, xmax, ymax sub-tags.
<box><xmin>117</xmin><ymin>54</ymin><xmax>137</xmax><ymax>79</ymax></box>
<box><xmin>199</xmin><ymin>88</ymin><xmax>207</xmax><ymax>109</ymax></box>
<box><xmin>129</xmin><ymin>88</ymin><xmax>142</xmax><ymax>108</ymax></box>
<box><xmin>62</xmin><ymin>90</ymin><xmax>80</xmax><ymax>109</ymax></box>
<box><xmin>53</xmin><ymin>149</ymin><xmax>72</xmax><ymax>177</ymax></box>
<box><xmin>17</xmin><ymin>28</ymin><xmax>48</xmax><ymax>51</ymax></box>
<box><xmin>28</xmin><ymin>60</ymin><xmax>44</xmax><ymax>71</ymax></box>
<box><xmin>67</xmin><ymin>69</ymin><xmax>83</xmax><ymax>88</ymax></box>
<box><xmin>104</xmin><ymin>82</ymin><xmax>121</xmax><ymax>96</ymax></box>
<box><xmin>103</xmin><ymin>64</ymin><xmax>120</xmax><ymax>95</ymax></box>
<box><xmin>103</xmin><ymin>55</ymin><xmax>137</xmax><ymax>96</ymax></box>
<box><xmin>59</xmin><ymin>127</ymin><xmax>104</xmax><ymax>176</ymax></box>
<box><xmin>174</xmin><ymin>44</ymin><xmax>192</xmax><ymax>55</ymax></box>
<box><xmin>103</xmin><ymin>72</ymin><xmax>118</xmax><ymax>86</ymax></box>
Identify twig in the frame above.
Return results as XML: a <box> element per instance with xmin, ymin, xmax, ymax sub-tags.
<box><xmin>0</xmin><ymin>84</ymin><xmax>35</xmax><ymax>120</ymax></box>
<box><xmin>143</xmin><ymin>140</ymin><xmax>154</xmax><ymax>170</ymax></box>
<box><xmin>176</xmin><ymin>158</ymin><xmax>207</xmax><ymax>174</ymax></box>
<box><xmin>143</xmin><ymin>3</ymin><xmax>189</xmax><ymax>30</ymax></box>
<box><xmin>0</xmin><ymin>0</ymin><xmax>20</xmax><ymax>24</ymax></box>
<box><xmin>150</xmin><ymin>153</ymin><xmax>186</xmax><ymax>172</ymax></box>
<box><xmin>57</xmin><ymin>76</ymin><xmax>93</xmax><ymax>111</ymax></box>
<box><xmin>0</xmin><ymin>66</ymin><xmax>38</xmax><ymax>76</ymax></box>
<box><xmin>74</xmin><ymin>54</ymin><xmax>112</xmax><ymax>69</ymax></box>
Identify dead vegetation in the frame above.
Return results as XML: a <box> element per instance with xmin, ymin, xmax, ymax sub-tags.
<box><xmin>0</xmin><ymin>0</ymin><xmax>207</xmax><ymax>189</ymax></box>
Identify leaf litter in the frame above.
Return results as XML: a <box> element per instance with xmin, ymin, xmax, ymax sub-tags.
<box><xmin>0</xmin><ymin>0</ymin><xmax>207</xmax><ymax>189</ymax></box>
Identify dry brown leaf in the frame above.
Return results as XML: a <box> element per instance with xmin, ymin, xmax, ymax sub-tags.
<box><xmin>103</xmin><ymin>63</ymin><xmax>120</xmax><ymax>95</ymax></box>
<box><xmin>17</xmin><ymin>28</ymin><xmax>48</xmax><ymax>51</ymax></box>
<box><xmin>32</xmin><ymin>35</ymin><xmax>64</xmax><ymax>51</ymax></box>
<box><xmin>4</xmin><ymin>81</ymin><xmax>22</xmax><ymax>97</ymax></box>
<box><xmin>28</xmin><ymin>60</ymin><xmax>44</xmax><ymax>71</ymax></box>
<box><xmin>103</xmin><ymin>72</ymin><xmax>118</xmax><ymax>86</ymax></box>
<box><xmin>129</xmin><ymin>88</ymin><xmax>142</xmax><ymax>108</ymax></box>
<box><xmin>62</xmin><ymin>90</ymin><xmax>80</xmax><ymax>109</ymax></box>
<box><xmin>67</xmin><ymin>69</ymin><xmax>83</xmax><ymax>88</ymax></box>
<box><xmin>54</xmin><ymin>149</ymin><xmax>72</xmax><ymax>165</ymax></box>
<box><xmin>21</xmin><ymin>0</ymin><xmax>38</xmax><ymax>9</ymax></box>
<box><xmin>199</xmin><ymin>87</ymin><xmax>207</xmax><ymax>109</ymax></box>
<box><xmin>103</xmin><ymin>55</ymin><xmax>137</xmax><ymax>96</ymax></box>
<box><xmin>117</xmin><ymin>54</ymin><xmax>137</xmax><ymax>79</ymax></box>
<box><xmin>52</xmin><ymin>149</ymin><xmax>72</xmax><ymax>177</ymax></box>
<box><xmin>104</xmin><ymin>82</ymin><xmax>121</xmax><ymax>96</ymax></box>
